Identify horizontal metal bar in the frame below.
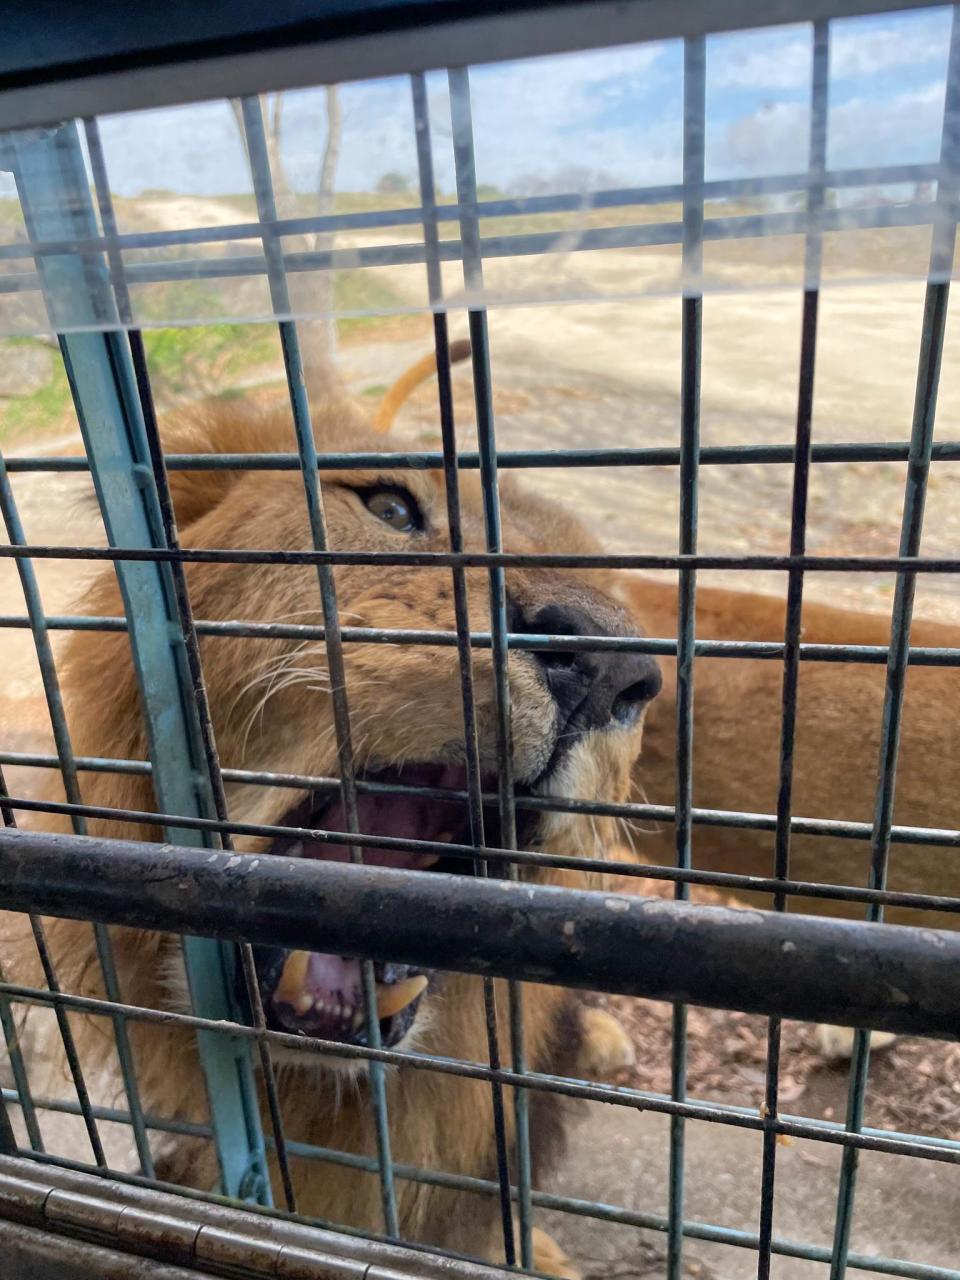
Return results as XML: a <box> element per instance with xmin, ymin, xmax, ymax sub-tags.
<box><xmin>22</xmin><ymin>1133</ymin><xmax>957</xmax><ymax>1280</ymax></box>
<box><xmin>1</xmin><ymin>612</ymin><xmax>958</xmax><ymax>669</ymax></box>
<box><xmin>4</xmin><ymin>974</ymin><xmax>959</xmax><ymax>1172</ymax></box>
<box><xmin>8</xmin><ymin>1072</ymin><xmax>958</xmax><ymax>1170</ymax></box>
<box><xmin>1</xmin><ymin>1087</ymin><xmax>212</xmax><ymax>1141</ymax></box>
<box><xmin>0</xmin><ymin>1151</ymin><xmax>505</xmax><ymax>1279</ymax></box>
<box><xmin>4</xmin><ymin>1147</ymin><xmax>957</xmax><ymax>1280</ymax></box>
<box><xmin>1</xmin><ymin>826</ymin><xmax>958</xmax><ymax>1037</ymax></box>
<box><xmin>0</xmin><ymin>1155</ymin><xmax>505</xmax><ymax>1280</ymax></box>
<box><xmin>5</xmin><ymin>788</ymin><xmax>960</xmax><ymax>916</ymax></box>
<box><xmin>0</xmin><ymin>1222</ymin><xmax>206</xmax><ymax>1280</ymax></box>
<box><xmin>7</xmin><ymin>440</ymin><xmax>960</xmax><ymax>476</ymax></box>
<box><xmin>0</xmin><ymin>201</ymin><xmax>950</xmax><ymax>305</ymax></box>
<box><xmin>191</xmin><ymin>1141</ymin><xmax>960</xmax><ymax>1280</ymax></box>
<box><xmin>8</xmin><ymin>1096</ymin><xmax>959</xmax><ymax>1275</ymax></box>
<box><xmin>5</xmin><ymin>790</ymin><xmax>958</xmax><ymax>913</ymax></box>
<box><xmin>0</xmin><ymin>162</ymin><xmax>941</xmax><ymax>267</ymax></box>
<box><xmin>3</xmin><ymin>543</ymin><xmax>960</xmax><ymax>574</ymax></box>
<box><xmin>4</xmin><ymin>751</ymin><xmax>959</xmax><ymax>856</ymax></box>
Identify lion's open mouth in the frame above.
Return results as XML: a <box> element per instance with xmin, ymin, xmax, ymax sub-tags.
<box><xmin>247</xmin><ymin>763</ymin><xmax>519</xmax><ymax>1050</ymax></box>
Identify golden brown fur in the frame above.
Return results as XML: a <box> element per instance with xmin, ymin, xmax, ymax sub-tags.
<box><xmin>5</xmin><ymin>387</ymin><xmax>646</xmax><ymax>1275</ymax></box>
<box><xmin>628</xmin><ymin>577</ymin><xmax>960</xmax><ymax>929</ymax></box>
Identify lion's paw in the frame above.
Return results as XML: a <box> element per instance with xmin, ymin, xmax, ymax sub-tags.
<box><xmin>532</xmin><ymin>1226</ymin><xmax>581</xmax><ymax>1280</ymax></box>
<box><xmin>816</xmin><ymin>1024</ymin><xmax>897</xmax><ymax>1062</ymax></box>
<box><xmin>577</xmin><ymin>1006</ymin><xmax>636</xmax><ymax>1078</ymax></box>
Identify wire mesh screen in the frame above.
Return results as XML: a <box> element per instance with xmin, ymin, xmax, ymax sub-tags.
<box><xmin>0</xmin><ymin>3</ymin><xmax>959</xmax><ymax>1279</ymax></box>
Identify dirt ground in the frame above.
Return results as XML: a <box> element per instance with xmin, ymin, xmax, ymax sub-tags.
<box><xmin>2</xmin><ymin>202</ymin><xmax>959</xmax><ymax>1275</ymax></box>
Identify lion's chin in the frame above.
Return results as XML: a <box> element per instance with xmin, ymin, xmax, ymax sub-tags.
<box><xmin>243</xmin><ymin>762</ymin><xmax>537</xmax><ymax>1052</ymax></box>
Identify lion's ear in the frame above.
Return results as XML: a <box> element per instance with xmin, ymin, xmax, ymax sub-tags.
<box><xmin>157</xmin><ymin>398</ymin><xmax>295</xmax><ymax>530</ymax></box>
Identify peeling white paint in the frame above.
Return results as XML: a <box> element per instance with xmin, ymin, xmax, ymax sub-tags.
<box><xmin>604</xmin><ymin>897</ymin><xmax>630</xmax><ymax>913</ymax></box>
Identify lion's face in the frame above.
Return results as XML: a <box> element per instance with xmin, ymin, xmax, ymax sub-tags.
<box><xmin>147</xmin><ymin>416</ymin><xmax>661</xmax><ymax>1055</ymax></box>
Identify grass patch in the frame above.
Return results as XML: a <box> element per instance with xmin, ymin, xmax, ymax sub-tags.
<box><xmin>143</xmin><ymin>321</ymin><xmax>278</xmax><ymax>402</ymax></box>
<box><xmin>180</xmin><ymin>191</ymin><xmax>424</xmax><ymax>220</ymax></box>
<box><xmin>0</xmin><ymin>259</ymin><xmax>424</xmax><ymax>448</ymax></box>
<box><xmin>0</xmin><ymin>341</ymin><xmax>72</xmax><ymax>446</ymax></box>
<box><xmin>141</xmin><ymin>273</ymin><xmax>422</xmax><ymax>393</ymax></box>
<box><xmin>334</xmin><ymin>269</ymin><xmax>412</xmax><ymax>339</ymax></box>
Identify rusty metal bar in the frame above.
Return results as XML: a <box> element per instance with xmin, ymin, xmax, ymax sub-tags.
<box><xmin>1</xmin><ymin>827</ymin><xmax>958</xmax><ymax>1040</ymax></box>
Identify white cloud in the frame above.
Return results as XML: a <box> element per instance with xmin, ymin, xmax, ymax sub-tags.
<box><xmin>828</xmin><ymin>79</ymin><xmax>948</xmax><ymax>169</ymax></box>
<box><xmin>454</xmin><ymin>42</ymin><xmax>678</xmax><ymax>191</ymax></box>
<box><xmin>710</xmin><ymin>28</ymin><xmax>811</xmax><ymax>92</ymax></box>
<box><xmin>708</xmin><ymin>100</ymin><xmax>810</xmax><ymax>179</ymax></box>
<box><xmin>705</xmin><ymin>79</ymin><xmax>948</xmax><ymax>180</ymax></box>
<box><xmin>469</xmin><ymin>41</ymin><xmax>668</xmax><ymax>134</ymax></box>
<box><xmin>279</xmin><ymin>79</ymin><xmax>418</xmax><ymax>196</ymax></box>
<box><xmin>273</xmin><ymin>43</ymin><xmax>676</xmax><ymax>200</ymax></box>
<box><xmin>831</xmin><ymin>16</ymin><xmax>950</xmax><ymax>79</ymax></box>
<box><xmin>82</xmin><ymin>19</ymin><xmax>953</xmax><ymax>203</ymax></box>
<box><xmin>90</xmin><ymin>41</ymin><xmax>676</xmax><ymax>201</ymax></box>
<box><xmin>709</xmin><ymin>10</ymin><xmax>951</xmax><ymax>92</ymax></box>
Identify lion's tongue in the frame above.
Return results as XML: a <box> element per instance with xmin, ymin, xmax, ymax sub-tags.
<box><xmin>290</xmin><ymin>764</ymin><xmax>468</xmax><ymax>869</ymax></box>
<box><xmin>274</xmin><ymin>951</ymin><xmax>362</xmax><ymax>1017</ymax></box>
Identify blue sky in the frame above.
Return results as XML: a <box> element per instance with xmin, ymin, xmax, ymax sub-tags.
<box><xmin>19</xmin><ymin>6</ymin><xmax>955</xmax><ymax>203</ymax></box>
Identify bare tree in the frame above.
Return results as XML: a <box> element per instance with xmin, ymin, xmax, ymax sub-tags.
<box><xmin>310</xmin><ymin>86</ymin><xmax>342</xmax><ymax>367</ymax></box>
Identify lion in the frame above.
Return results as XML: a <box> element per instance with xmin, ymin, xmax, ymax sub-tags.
<box><xmin>629</xmin><ymin>578</ymin><xmax>960</xmax><ymax>933</ymax></box>
<box><xmin>3</xmin><ymin>363</ymin><xmax>662</xmax><ymax>1277</ymax></box>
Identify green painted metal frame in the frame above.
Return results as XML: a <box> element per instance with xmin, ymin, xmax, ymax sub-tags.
<box><xmin>3</xmin><ymin>121</ymin><xmax>270</xmax><ymax>1205</ymax></box>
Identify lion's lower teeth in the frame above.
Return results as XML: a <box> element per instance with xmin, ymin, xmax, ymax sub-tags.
<box><xmin>374</xmin><ymin>975</ymin><xmax>428</xmax><ymax>1020</ymax></box>
<box><xmin>273</xmin><ymin>951</ymin><xmax>426</xmax><ymax>1024</ymax></box>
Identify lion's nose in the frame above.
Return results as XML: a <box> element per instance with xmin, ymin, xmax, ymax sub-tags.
<box><xmin>512</xmin><ymin>601</ymin><xmax>662</xmax><ymax>729</ymax></box>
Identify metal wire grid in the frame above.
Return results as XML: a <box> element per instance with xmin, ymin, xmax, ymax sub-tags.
<box><xmin>0</xmin><ymin>8</ymin><xmax>956</xmax><ymax>1280</ymax></box>
<box><xmin>0</xmin><ymin>168</ymin><xmax>957</xmax><ymax>319</ymax></box>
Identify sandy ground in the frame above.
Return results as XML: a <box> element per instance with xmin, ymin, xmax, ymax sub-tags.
<box><xmin>381</xmin><ymin>272</ymin><xmax>960</xmax><ymax>625</ymax></box>
<box><xmin>2</xmin><ymin>198</ymin><xmax>959</xmax><ymax>1274</ymax></box>
<box><xmin>547</xmin><ymin>1096</ymin><xmax>960</xmax><ymax>1279</ymax></box>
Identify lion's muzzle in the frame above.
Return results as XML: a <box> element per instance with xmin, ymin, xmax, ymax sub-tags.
<box><xmin>245</xmin><ymin>599</ymin><xmax>661</xmax><ymax>1056</ymax></box>
<box><xmin>509</xmin><ymin>598</ymin><xmax>662</xmax><ymax>780</ymax></box>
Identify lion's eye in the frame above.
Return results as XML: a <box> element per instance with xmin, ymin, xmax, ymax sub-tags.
<box><xmin>362</xmin><ymin>488</ymin><xmax>421</xmax><ymax>533</ymax></box>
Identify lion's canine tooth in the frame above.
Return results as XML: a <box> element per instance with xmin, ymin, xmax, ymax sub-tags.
<box><xmin>274</xmin><ymin>950</ymin><xmax>311</xmax><ymax>1009</ymax></box>
<box><xmin>374</xmin><ymin>975</ymin><xmax>428</xmax><ymax>1020</ymax></box>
